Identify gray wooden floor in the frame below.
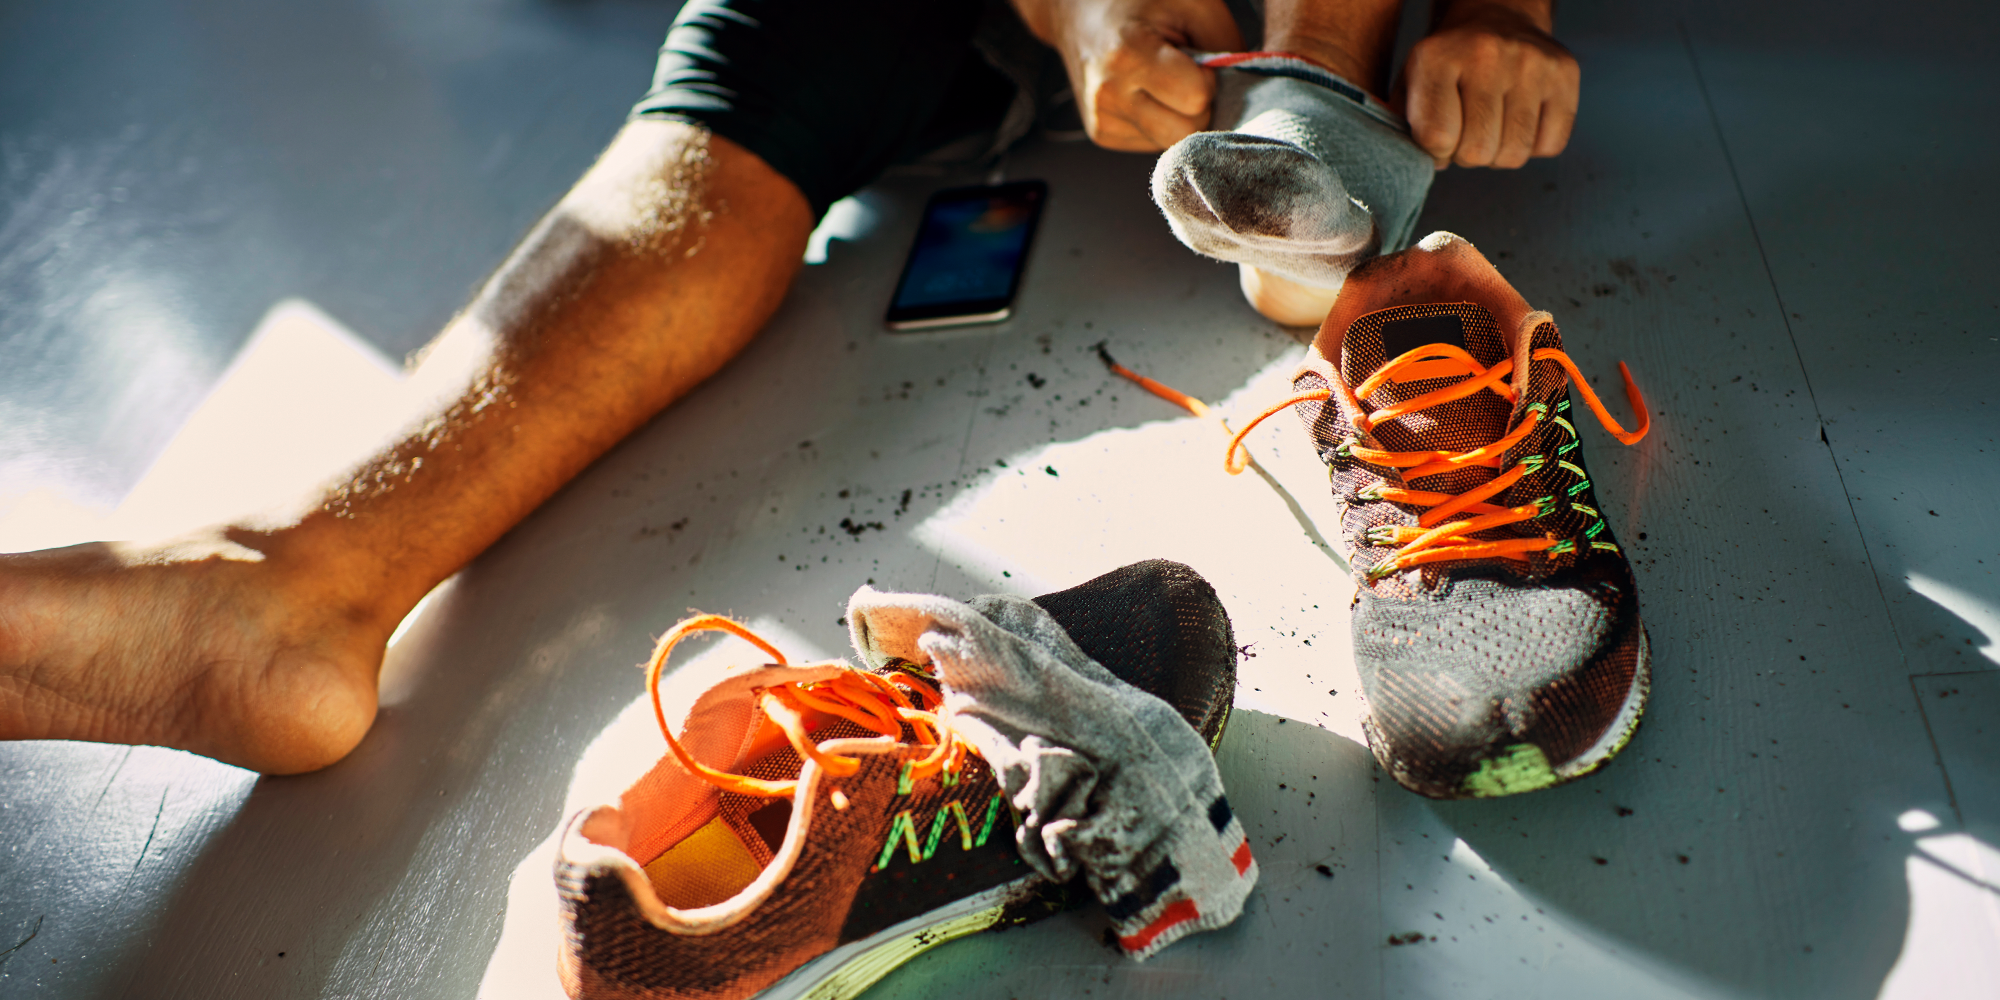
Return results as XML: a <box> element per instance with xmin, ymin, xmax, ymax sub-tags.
<box><xmin>2</xmin><ymin>1</ymin><xmax>1996</xmax><ymax>998</ymax></box>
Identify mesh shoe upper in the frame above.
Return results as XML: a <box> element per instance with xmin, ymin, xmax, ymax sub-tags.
<box><xmin>1291</xmin><ymin>233</ymin><xmax>1651</xmax><ymax>799</ymax></box>
<box><xmin>556</xmin><ymin>562</ymin><xmax>1241</xmax><ymax>999</ymax></box>
<box><xmin>1031</xmin><ymin>559</ymin><xmax>1237</xmax><ymax>749</ymax></box>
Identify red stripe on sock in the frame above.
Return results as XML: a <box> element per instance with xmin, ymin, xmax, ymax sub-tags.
<box><xmin>1119</xmin><ymin>898</ymin><xmax>1201</xmax><ymax>953</ymax></box>
<box><xmin>1195</xmin><ymin>50</ymin><xmax>1332</xmax><ymax>72</ymax></box>
<box><xmin>1231</xmin><ymin>838</ymin><xmax>1254</xmax><ymax>875</ymax></box>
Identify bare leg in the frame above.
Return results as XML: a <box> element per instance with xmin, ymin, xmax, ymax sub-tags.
<box><xmin>1241</xmin><ymin>0</ymin><xmax>1405</xmax><ymax>325</ymax></box>
<box><xmin>1261</xmin><ymin>0</ymin><xmax>1403</xmax><ymax>98</ymax></box>
<box><xmin>0</xmin><ymin>122</ymin><xmax>814</xmax><ymax>774</ymax></box>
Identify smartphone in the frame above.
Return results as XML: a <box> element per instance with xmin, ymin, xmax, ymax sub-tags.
<box><xmin>885</xmin><ymin>180</ymin><xmax>1046</xmax><ymax>331</ymax></box>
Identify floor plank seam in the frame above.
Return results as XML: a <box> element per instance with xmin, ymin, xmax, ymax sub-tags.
<box><xmin>1678</xmin><ymin>19</ymin><xmax>1908</xmax><ymax>665</ymax></box>
<box><xmin>929</xmin><ymin>328</ymin><xmax>1003</xmax><ymax>594</ymax></box>
<box><xmin>1905</xmin><ymin>674</ymin><xmax>1964</xmax><ymax>826</ymax></box>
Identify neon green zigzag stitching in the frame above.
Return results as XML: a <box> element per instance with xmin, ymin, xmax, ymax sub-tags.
<box><xmin>874</xmin><ymin>794</ymin><xmax>1005</xmax><ymax>870</ymax></box>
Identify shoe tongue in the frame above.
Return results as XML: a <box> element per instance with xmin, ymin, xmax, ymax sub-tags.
<box><xmin>1339</xmin><ymin>303</ymin><xmax>1513</xmax><ymax>495</ymax></box>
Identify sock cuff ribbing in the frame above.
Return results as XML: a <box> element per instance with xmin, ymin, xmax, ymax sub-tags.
<box><xmin>1189</xmin><ymin>50</ymin><xmax>1409</xmax><ymax>133</ymax></box>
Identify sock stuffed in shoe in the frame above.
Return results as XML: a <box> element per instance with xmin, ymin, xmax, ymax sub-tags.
<box><xmin>1151</xmin><ymin>53</ymin><xmax>1434</xmax><ymax>292</ymax></box>
<box><xmin>845</xmin><ymin>587</ymin><xmax>1256</xmax><ymax>960</ymax></box>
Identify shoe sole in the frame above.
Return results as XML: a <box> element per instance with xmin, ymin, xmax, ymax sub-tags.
<box><xmin>1206</xmin><ymin>698</ymin><xmax>1235</xmax><ymax>753</ymax></box>
<box><xmin>1548</xmin><ymin>625</ymin><xmax>1652</xmax><ymax>787</ymax></box>
<box><xmin>755</xmin><ymin>876</ymin><xmax>1041</xmax><ymax>1000</ymax></box>
<box><xmin>1364</xmin><ymin>624</ymin><xmax>1652</xmax><ymax>799</ymax></box>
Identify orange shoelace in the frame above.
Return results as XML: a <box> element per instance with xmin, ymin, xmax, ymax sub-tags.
<box><xmin>644</xmin><ymin>614</ymin><xmax>972</xmax><ymax>798</ymax></box>
<box><xmin>1102</xmin><ymin>343</ymin><xmax>1649</xmax><ymax>579</ymax></box>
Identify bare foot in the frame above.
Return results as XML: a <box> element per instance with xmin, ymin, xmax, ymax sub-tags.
<box><xmin>1239</xmin><ymin>264</ymin><xmax>1342</xmax><ymax>328</ymax></box>
<box><xmin>0</xmin><ymin>530</ymin><xmax>400</xmax><ymax>774</ymax></box>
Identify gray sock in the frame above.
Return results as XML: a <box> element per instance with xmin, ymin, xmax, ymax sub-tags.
<box><xmin>846</xmin><ymin>587</ymin><xmax>1256</xmax><ymax>961</ymax></box>
<box><xmin>1152</xmin><ymin>60</ymin><xmax>1435</xmax><ymax>290</ymax></box>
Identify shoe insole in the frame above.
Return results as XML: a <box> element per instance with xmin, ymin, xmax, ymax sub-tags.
<box><xmin>642</xmin><ymin>815</ymin><xmax>763</xmax><ymax>910</ymax></box>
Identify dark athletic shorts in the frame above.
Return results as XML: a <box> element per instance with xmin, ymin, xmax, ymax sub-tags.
<box><xmin>630</xmin><ymin>0</ymin><xmax>1021</xmax><ymax>219</ymax></box>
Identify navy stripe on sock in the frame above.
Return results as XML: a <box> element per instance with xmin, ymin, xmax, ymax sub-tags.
<box><xmin>1238</xmin><ymin>64</ymin><xmax>1367</xmax><ymax>106</ymax></box>
<box><xmin>1105</xmin><ymin>859</ymin><xmax>1182</xmax><ymax>922</ymax></box>
<box><xmin>1208</xmin><ymin>795</ymin><xmax>1234</xmax><ymax>833</ymax></box>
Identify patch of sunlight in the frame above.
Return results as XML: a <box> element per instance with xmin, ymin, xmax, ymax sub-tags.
<box><xmin>476</xmin><ymin>617</ymin><xmax>834</xmax><ymax>1000</ymax></box>
<box><xmin>0</xmin><ymin>299</ymin><xmax>405</xmax><ymax>552</ymax></box>
<box><xmin>1906</xmin><ymin>572</ymin><xmax>2000</xmax><ymax>665</ymax></box>
<box><xmin>112</xmin><ymin>298</ymin><xmax>405</xmax><ymax>537</ymax></box>
<box><xmin>910</xmin><ymin>348</ymin><xmax>1370</xmax><ymax>743</ymax></box>
<box><xmin>1880</xmin><ymin>827</ymin><xmax>2000</xmax><ymax>998</ymax></box>
<box><xmin>0</xmin><ymin>488</ymin><xmax>118</xmax><ymax>554</ymax></box>
<box><xmin>1899</xmin><ymin>809</ymin><xmax>1942</xmax><ymax>834</ymax></box>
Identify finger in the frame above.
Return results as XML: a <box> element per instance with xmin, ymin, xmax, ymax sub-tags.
<box><xmin>1086</xmin><ymin>82</ymin><xmax>1179</xmax><ymax>153</ymax></box>
<box><xmin>1494</xmin><ymin>90</ymin><xmax>1541</xmax><ymax>169</ymax></box>
<box><xmin>1091</xmin><ymin>119</ymin><xmax>1161</xmax><ymax>153</ymax></box>
<box><xmin>1136</xmin><ymin>44</ymin><xmax>1214</xmax><ymax>119</ymax></box>
<box><xmin>1531</xmin><ymin>98</ymin><xmax>1575</xmax><ymax>158</ymax></box>
<box><xmin>1404</xmin><ymin>56</ymin><xmax>1463</xmax><ymax>167</ymax></box>
<box><xmin>1453</xmin><ymin>80</ymin><xmax>1505</xmax><ymax>167</ymax></box>
<box><xmin>1078</xmin><ymin>56</ymin><xmax>1149</xmax><ymax>151</ymax></box>
<box><xmin>1128</xmin><ymin>87</ymin><xmax>1208</xmax><ymax>150</ymax></box>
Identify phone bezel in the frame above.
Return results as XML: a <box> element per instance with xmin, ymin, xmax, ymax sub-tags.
<box><xmin>883</xmin><ymin>180</ymin><xmax>1046</xmax><ymax>331</ymax></box>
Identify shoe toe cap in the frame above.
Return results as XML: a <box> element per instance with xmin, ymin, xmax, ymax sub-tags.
<box><xmin>1354</xmin><ymin>567</ymin><xmax>1642</xmax><ymax>798</ymax></box>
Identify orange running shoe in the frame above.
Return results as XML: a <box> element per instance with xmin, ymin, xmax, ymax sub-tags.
<box><xmin>555</xmin><ymin>561</ymin><xmax>1248</xmax><ymax>999</ymax></box>
<box><xmin>1106</xmin><ymin>234</ymin><xmax>1651</xmax><ymax>800</ymax></box>
<box><xmin>1263</xmin><ymin>232</ymin><xmax>1651</xmax><ymax>798</ymax></box>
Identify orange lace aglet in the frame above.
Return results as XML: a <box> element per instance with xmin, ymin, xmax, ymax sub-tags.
<box><xmin>1533</xmin><ymin>350</ymin><xmax>1649</xmax><ymax>445</ymax></box>
<box><xmin>1095</xmin><ymin>342</ymin><xmax>1212</xmax><ymax>418</ymax></box>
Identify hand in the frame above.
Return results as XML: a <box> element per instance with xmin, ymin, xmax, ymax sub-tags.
<box><xmin>1014</xmin><ymin>0</ymin><xmax>1244</xmax><ymax>152</ymax></box>
<box><xmin>1402</xmin><ymin>0</ymin><xmax>1579</xmax><ymax>169</ymax></box>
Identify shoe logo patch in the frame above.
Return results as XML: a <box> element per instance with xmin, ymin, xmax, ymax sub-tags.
<box><xmin>1378</xmin><ymin>311</ymin><xmax>1467</xmax><ymax>355</ymax></box>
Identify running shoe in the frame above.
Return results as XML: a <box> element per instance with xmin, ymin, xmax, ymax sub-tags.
<box><xmin>1106</xmin><ymin>233</ymin><xmax>1652</xmax><ymax>800</ymax></box>
<box><xmin>555</xmin><ymin>561</ymin><xmax>1245</xmax><ymax>999</ymax></box>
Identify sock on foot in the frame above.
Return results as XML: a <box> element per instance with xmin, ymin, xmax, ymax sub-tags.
<box><xmin>1151</xmin><ymin>54</ymin><xmax>1434</xmax><ymax>293</ymax></box>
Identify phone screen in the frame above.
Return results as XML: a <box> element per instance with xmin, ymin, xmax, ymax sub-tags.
<box><xmin>885</xmin><ymin>180</ymin><xmax>1046</xmax><ymax>330</ymax></box>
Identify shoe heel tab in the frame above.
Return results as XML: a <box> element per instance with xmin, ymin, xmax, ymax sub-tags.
<box><xmin>557</xmin><ymin>805</ymin><xmax>666</xmax><ymax>914</ymax></box>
